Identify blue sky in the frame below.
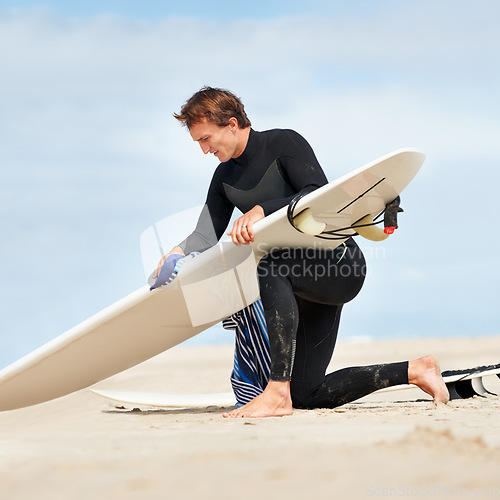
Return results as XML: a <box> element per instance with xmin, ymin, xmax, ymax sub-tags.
<box><xmin>0</xmin><ymin>0</ymin><xmax>499</xmax><ymax>368</ymax></box>
<box><xmin>2</xmin><ymin>0</ymin><xmax>386</xmax><ymax>20</ymax></box>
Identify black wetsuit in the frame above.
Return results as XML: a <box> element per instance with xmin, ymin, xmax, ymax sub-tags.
<box><xmin>180</xmin><ymin>128</ymin><xmax>408</xmax><ymax>408</ymax></box>
<box><xmin>179</xmin><ymin>128</ymin><xmax>329</xmax><ymax>253</ymax></box>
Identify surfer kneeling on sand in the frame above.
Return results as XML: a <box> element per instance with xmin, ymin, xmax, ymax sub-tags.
<box><xmin>153</xmin><ymin>86</ymin><xmax>449</xmax><ymax>418</ymax></box>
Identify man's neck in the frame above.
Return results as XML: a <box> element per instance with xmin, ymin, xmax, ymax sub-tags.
<box><xmin>233</xmin><ymin>127</ymin><xmax>251</xmax><ymax>159</ymax></box>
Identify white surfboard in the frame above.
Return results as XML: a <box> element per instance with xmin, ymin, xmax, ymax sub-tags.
<box><xmin>0</xmin><ymin>148</ymin><xmax>424</xmax><ymax>411</ymax></box>
<box><xmin>91</xmin><ymin>364</ymin><xmax>500</xmax><ymax>410</ymax></box>
<box><xmin>91</xmin><ymin>389</ymin><xmax>236</xmax><ymax>409</ymax></box>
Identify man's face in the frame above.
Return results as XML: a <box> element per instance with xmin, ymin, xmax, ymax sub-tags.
<box><xmin>189</xmin><ymin>118</ymin><xmax>239</xmax><ymax>162</ymax></box>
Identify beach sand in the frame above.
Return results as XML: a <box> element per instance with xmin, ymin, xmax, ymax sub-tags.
<box><xmin>1</xmin><ymin>335</ymin><xmax>499</xmax><ymax>499</ymax></box>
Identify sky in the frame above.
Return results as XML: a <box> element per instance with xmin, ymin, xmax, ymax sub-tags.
<box><xmin>0</xmin><ymin>0</ymin><xmax>499</xmax><ymax>368</ymax></box>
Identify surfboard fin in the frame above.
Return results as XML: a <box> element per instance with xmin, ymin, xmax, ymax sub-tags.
<box><xmin>353</xmin><ymin>214</ymin><xmax>390</xmax><ymax>241</ymax></box>
<box><xmin>292</xmin><ymin>208</ymin><xmax>327</xmax><ymax>236</ymax></box>
<box><xmin>446</xmin><ymin>378</ymin><xmax>498</xmax><ymax>400</ymax></box>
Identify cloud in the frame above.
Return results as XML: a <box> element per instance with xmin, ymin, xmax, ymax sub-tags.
<box><xmin>2</xmin><ymin>6</ymin><xmax>498</xmax><ymax>169</ymax></box>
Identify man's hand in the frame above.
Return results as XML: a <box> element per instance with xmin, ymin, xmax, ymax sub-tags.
<box><xmin>153</xmin><ymin>246</ymin><xmax>185</xmax><ymax>279</ymax></box>
<box><xmin>226</xmin><ymin>205</ymin><xmax>265</xmax><ymax>246</ymax></box>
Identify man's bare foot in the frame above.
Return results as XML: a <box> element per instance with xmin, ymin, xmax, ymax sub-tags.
<box><xmin>223</xmin><ymin>381</ymin><xmax>293</xmax><ymax>418</ymax></box>
<box><xmin>408</xmin><ymin>355</ymin><xmax>449</xmax><ymax>404</ymax></box>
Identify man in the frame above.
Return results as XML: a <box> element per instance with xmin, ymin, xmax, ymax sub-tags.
<box><xmin>154</xmin><ymin>86</ymin><xmax>449</xmax><ymax>418</ymax></box>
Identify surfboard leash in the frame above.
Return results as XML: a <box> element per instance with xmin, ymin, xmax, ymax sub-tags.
<box><xmin>286</xmin><ymin>193</ymin><xmax>404</xmax><ymax>240</ymax></box>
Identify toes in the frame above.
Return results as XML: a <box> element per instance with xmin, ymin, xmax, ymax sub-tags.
<box><xmin>223</xmin><ymin>408</ymin><xmax>247</xmax><ymax>418</ymax></box>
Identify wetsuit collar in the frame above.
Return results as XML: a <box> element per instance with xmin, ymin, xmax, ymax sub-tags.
<box><xmin>233</xmin><ymin>128</ymin><xmax>257</xmax><ymax>166</ymax></box>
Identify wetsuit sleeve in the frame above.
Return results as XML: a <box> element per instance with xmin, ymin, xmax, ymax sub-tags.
<box><xmin>259</xmin><ymin>130</ymin><xmax>328</xmax><ymax>216</ymax></box>
<box><xmin>178</xmin><ymin>171</ymin><xmax>235</xmax><ymax>254</ymax></box>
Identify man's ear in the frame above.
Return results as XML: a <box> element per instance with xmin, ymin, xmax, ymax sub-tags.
<box><xmin>228</xmin><ymin>116</ymin><xmax>239</xmax><ymax>131</ymax></box>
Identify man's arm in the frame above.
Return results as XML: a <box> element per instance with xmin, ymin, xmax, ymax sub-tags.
<box><xmin>153</xmin><ymin>169</ymin><xmax>235</xmax><ymax>278</ymax></box>
<box><xmin>259</xmin><ymin>129</ymin><xmax>328</xmax><ymax>216</ymax></box>
<box><xmin>226</xmin><ymin>205</ymin><xmax>265</xmax><ymax>246</ymax></box>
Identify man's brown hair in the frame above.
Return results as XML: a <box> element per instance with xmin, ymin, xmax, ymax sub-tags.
<box><xmin>173</xmin><ymin>86</ymin><xmax>251</xmax><ymax>129</ymax></box>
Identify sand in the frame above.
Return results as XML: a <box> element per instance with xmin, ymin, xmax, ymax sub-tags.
<box><xmin>1</xmin><ymin>335</ymin><xmax>499</xmax><ymax>499</ymax></box>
